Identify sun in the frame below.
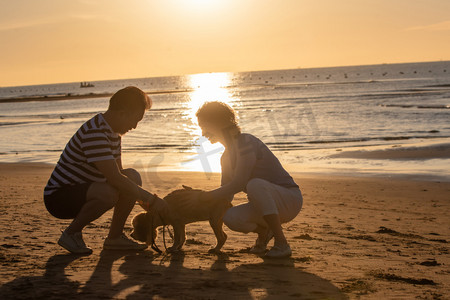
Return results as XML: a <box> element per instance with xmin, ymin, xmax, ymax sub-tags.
<box><xmin>189</xmin><ymin>0</ymin><xmax>215</xmax><ymax>4</ymax></box>
<box><xmin>174</xmin><ymin>0</ymin><xmax>224</xmax><ymax>12</ymax></box>
<box><xmin>186</xmin><ymin>0</ymin><xmax>221</xmax><ymax>7</ymax></box>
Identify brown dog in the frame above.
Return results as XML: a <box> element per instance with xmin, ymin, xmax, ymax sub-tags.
<box><xmin>131</xmin><ymin>185</ymin><xmax>232</xmax><ymax>253</ymax></box>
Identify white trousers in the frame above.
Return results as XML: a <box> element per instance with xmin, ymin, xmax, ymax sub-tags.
<box><xmin>223</xmin><ymin>178</ymin><xmax>303</xmax><ymax>233</ymax></box>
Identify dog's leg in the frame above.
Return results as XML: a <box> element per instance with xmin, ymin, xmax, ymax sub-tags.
<box><xmin>177</xmin><ymin>224</ymin><xmax>186</xmax><ymax>250</ymax></box>
<box><xmin>168</xmin><ymin>222</ymin><xmax>186</xmax><ymax>252</ymax></box>
<box><xmin>208</xmin><ymin>216</ymin><xmax>227</xmax><ymax>253</ymax></box>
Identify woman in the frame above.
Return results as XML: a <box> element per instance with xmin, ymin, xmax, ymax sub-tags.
<box><xmin>196</xmin><ymin>101</ymin><xmax>303</xmax><ymax>258</ymax></box>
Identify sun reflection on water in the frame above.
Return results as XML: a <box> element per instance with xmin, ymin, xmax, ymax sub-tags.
<box><xmin>181</xmin><ymin>72</ymin><xmax>237</xmax><ymax>173</ymax></box>
<box><xmin>184</xmin><ymin>72</ymin><xmax>235</xmax><ymax>127</ymax></box>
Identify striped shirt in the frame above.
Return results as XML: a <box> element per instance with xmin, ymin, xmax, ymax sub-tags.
<box><xmin>44</xmin><ymin>113</ymin><xmax>121</xmax><ymax>196</ymax></box>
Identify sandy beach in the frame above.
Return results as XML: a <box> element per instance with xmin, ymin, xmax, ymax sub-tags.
<box><xmin>0</xmin><ymin>163</ymin><xmax>449</xmax><ymax>299</ymax></box>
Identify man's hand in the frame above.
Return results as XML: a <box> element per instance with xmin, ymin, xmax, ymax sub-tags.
<box><xmin>137</xmin><ymin>193</ymin><xmax>167</xmax><ymax>212</ymax></box>
<box><xmin>137</xmin><ymin>192</ymin><xmax>154</xmax><ymax>211</ymax></box>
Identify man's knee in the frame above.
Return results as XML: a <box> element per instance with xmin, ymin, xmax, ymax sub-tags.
<box><xmin>122</xmin><ymin>168</ymin><xmax>142</xmax><ymax>186</ymax></box>
<box><xmin>88</xmin><ymin>182</ymin><xmax>119</xmax><ymax>209</ymax></box>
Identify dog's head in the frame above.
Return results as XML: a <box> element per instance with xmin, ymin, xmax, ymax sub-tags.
<box><xmin>130</xmin><ymin>212</ymin><xmax>159</xmax><ymax>245</ymax></box>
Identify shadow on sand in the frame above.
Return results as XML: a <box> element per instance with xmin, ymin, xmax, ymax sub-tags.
<box><xmin>1</xmin><ymin>250</ymin><xmax>348</xmax><ymax>299</ymax></box>
<box><xmin>0</xmin><ymin>253</ymin><xmax>82</xmax><ymax>299</ymax></box>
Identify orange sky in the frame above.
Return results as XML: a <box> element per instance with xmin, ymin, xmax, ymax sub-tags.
<box><xmin>1</xmin><ymin>0</ymin><xmax>450</xmax><ymax>86</ymax></box>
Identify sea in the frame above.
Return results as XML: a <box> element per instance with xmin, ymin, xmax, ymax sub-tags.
<box><xmin>1</xmin><ymin>61</ymin><xmax>450</xmax><ymax>180</ymax></box>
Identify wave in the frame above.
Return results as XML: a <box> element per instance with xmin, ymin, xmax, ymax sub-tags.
<box><xmin>239</xmin><ymin>88</ymin><xmax>450</xmax><ymax>105</ymax></box>
<box><xmin>124</xmin><ymin>144</ymin><xmax>191</xmax><ymax>151</ymax></box>
<box><xmin>380</xmin><ymin>104</ymin><xmax>450</xmax><ymax>109</ymax></box>
<box><xmin>306</xmin><ymin>135</ymin><xmax>449</xmax><ymax>143</ymax></box>
<box><xmin>0</xmin><ymin>121</ymin><xmax>47</xmax><ymax>127</ymax></box>
<box><xmin>264</xmin><ymin>135</ymin><xmax>450</xmax><ymax>151</ymax></box>
<box><xmin>417</xmin><ymin>105</ymin><xmax>450</xmax><ymax>109</ymax></box>
<box><xmin>330</xmin><ymin>143</ymin><xmax>450</xmax><ymax>160</ymax></box>
<box><xmin>424</xmin><ymin>84</ymin><xmax>450</xmax><ymax>88</ymax></box>
<box><xmin>0</xmin><ymin>106</ymin><xmax>183</xmax><ymax>127</ymax></box>
<box><xmin>248</xmin><ymin>77</ymin><xmax>448</xmax><ymax>91</ymax></box>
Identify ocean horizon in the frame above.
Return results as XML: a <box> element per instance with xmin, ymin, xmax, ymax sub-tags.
<box><xmin>1</xmin><ymin>60</ymin><xmax>449</xmax><ymax>180</ymax></box>
<box><xmin>1</xmin><ymin>60</ymin><xmax>450</xmax><ymax>91</ymax></box>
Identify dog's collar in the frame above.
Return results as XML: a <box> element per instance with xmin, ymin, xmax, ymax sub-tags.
<box><xmin>150</xmin><ymin>209</ymin><xmax>170</xmax><ymax>254</ymax></box>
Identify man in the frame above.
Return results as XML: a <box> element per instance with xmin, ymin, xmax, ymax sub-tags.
<box><xmin>43</xmin><ymin>86</ymin><xmax>166</xmax><ymax>254</ymax></box>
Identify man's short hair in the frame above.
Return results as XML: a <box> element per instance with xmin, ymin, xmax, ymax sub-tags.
<box><xmin>108</xmin><ymin>86</ymin><xmax>151</xmax><ymax>112</ymax></box>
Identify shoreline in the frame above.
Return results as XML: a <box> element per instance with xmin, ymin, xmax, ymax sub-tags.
<box><xmin>1</xmin><ymin>136</ymin><xmax>450</xmax><ymax>183</ymax></box>
<box><xmin>1</xmin><ymin>159</ymin><xmax>448</xmax><ymax>183</ymax></box>
<box><xmin>330</xmin><ymin>141</ymin><xmax>450</xmax><ymax>160</ymax></box>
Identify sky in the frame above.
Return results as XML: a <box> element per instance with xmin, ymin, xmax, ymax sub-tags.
<box><xmin>1</xmin><ymin>0</ymin><xmax>450</xmax><ymax>86</ymax></box>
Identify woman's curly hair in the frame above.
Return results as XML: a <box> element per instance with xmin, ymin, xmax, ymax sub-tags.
<box><xmin>195</xmin><ymin>101</ymin><xmax>241</xmax><ymax>133</ymax></box>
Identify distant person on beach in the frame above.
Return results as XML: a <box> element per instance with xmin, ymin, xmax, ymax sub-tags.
<box><xmin>43</xmin><ymin>86</ymin><xmax>168</xmax><ymax>255</ymax></box>
<box><xmin>195</xmin><ymin>102</ymin><xmax>303</xmax><ymax>258</ymax></box>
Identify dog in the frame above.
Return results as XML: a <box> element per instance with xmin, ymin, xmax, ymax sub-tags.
<box><xmin>131</xmin><ymin>185</ymin><xmax>232</xmax><ymax>253</ymax></box>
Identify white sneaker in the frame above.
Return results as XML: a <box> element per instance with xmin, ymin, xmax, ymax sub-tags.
<box><xmin>103</xmin><ymin>234</ymin><xmax>148</xmax><ymax>250</ymax></box>
<box><xmin>265</xmin><ymin>244</ymin><xmax>292</xmax><ymax>258</ymax></box>
<box><xmin>249</xmin><ymin>230</ymin><xmax>273</xmax><ymax>254</ymax></box>
<box><xmin>58</xmin><ymin>231</ymin><xmax>93</xmax><ymax>255</ymax></box>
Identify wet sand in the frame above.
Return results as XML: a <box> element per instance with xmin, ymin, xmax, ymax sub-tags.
<box><xmin>0</xmin><ymin>163</ymin><xmax>449</xmax><ymax>299</ymax></box>
<box><xmin>330</xmin><ymin>142</ymin><xmax>450</xmax><ymax>160</ymax></box>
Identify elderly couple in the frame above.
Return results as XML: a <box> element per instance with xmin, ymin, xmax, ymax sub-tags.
<box><xmin>44</xmin><ymin>86</ymin><xmax>303</xmax><ymax>258</ymax></box>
